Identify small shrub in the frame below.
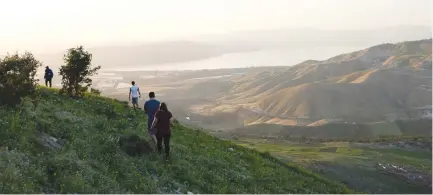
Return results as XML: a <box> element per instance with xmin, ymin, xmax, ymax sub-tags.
<box><xmin>118</xmin><ymin>134</ymin><xmax>153</xmax><ymax>156</ymax></box>
<box><xmin>173</xmin><ymin>118</ymin><xmax>180</xmax><ymax>125</ymax></box>
<box><xmin>0</xmin><ymin>52</ymin><xmax>41</xmax><ymax>106</ymax></box>
<box><xmin>120</xmin><ymin>101</ymin><xmax>129</xmax><ymax>109</ymax></box>
<box><xmin>96</xmin><ymin>104</ymin><xmax>117</xmax><ymax>119</ymax></box>
<box><xmin>59</xmin><ymin>46</ymin><xmax>101</xmax><ymax>98</ymax></box>
<box><xmin>90</xmin><ymin>88</ymin><xmax>101</xmax><ymax>95</ymax></box>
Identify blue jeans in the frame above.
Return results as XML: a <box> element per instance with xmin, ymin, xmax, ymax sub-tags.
<box><xmin>148</xmin><ymin>117</ymin><xmax>156</xmax><ymax>135</ymax></box>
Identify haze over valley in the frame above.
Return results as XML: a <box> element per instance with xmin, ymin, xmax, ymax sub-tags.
<box><xmin>52</xmin><ymin>37</ymin><xmax>432</xmax><ymax>140</ymax></box>
<box><xmin>35</xmin><ymin>25</ymin><xmax>431</xmax><ymax>71</ymax></box>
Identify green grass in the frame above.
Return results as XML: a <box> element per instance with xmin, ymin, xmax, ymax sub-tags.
<box><xmin>366</xmin><ymin>122</ymin><xmax>402</xmax><ymax>136</ymax></box>
<box><xmin>0</xmin><ymin>87</ymin><xmax>351</xmax><ymax>194</ymax></box>
<box><xmin>360</xmin><ymin>147</ymin><xmax>432</xmax><ymax>171</ymax></box>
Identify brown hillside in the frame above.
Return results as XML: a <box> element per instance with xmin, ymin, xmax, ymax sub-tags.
<box><xmin>161</xmin><ymin>39</ymin><xmax>432</xmax><ymax>132</ymax></box>
<box><xmin>223</xmin><ymin>39</ymin><xmax>432</xmax><ymax>125</ymax></box>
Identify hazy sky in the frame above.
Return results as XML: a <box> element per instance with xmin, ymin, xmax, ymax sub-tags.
<box><xmin>0</xmin><ymin>0</ymin><xmax>431</xmax><ymax>53</ymax></box>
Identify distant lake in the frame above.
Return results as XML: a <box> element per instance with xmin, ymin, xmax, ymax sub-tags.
<box><xmin>101</xmin><ymin>46</ymin><xmax>363</xmax><ymax>71</ymax></box>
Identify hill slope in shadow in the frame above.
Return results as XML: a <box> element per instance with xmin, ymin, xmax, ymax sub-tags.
<box><xmin>0</xmin><ymin>87</ymin><xmax>351</xmax><ymax>194</ymax></box>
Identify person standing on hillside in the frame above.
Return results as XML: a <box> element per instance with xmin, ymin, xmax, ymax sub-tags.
<box><xmin>144</xmin><ymin>92</ymin><xmax>160</xmax><ymax>145</ymax></box>
<box><xmin>151</xmin><ymin>102</ymin><xmax>173</xmax><ymax>161</ymax></box>
<box><xmin>129</xmin><ymin>81</ymin><xmax>141</xmax><ymax>109</ymax></box>
<box><xmin>44</xmin><ymin>66</ymin><xmax>54</xmax><ymax>87</ymax></box>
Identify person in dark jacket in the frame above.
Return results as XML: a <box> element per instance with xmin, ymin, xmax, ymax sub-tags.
<box><xmin>44</xmin><ymin>66</ymin><xmax>54</xmax><ymax>87</ymax></box>
<box><xmin>151</xmin><ymin>102</ymin><xmax>173</xmax><ymax>161</ymax></box>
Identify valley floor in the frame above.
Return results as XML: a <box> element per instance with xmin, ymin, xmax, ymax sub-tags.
<box><xmin>234</xmin><ymin>138</ymin><xmax>432</xmax><ymax>194</ymax></box>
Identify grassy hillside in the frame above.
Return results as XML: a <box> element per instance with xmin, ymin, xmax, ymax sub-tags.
<box><xmin>0</xmin><ymin>87</ymin><xmax>351</xmax><ymax>194</ymax></box>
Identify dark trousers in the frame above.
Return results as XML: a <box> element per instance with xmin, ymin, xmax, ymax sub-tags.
<box><xmin>156</xmin><ymin>134</ymin><xmax>171</xmax><ymax>157</ymax></box>
<box><xmin>45</xmin><ymin>78</ymin><xmax>52</xmax><ymax>87</ymax></box>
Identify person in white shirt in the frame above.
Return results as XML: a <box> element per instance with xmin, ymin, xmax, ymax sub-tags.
<box><xmin>129</xmin><ymin>81</ymin><xmax>141</xmax><ymax>109</ymax></box>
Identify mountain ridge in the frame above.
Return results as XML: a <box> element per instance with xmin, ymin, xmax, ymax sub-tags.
<box><xmin>183</xmin><ymin>39</ymin><xmax>432</xmax><ymax>131</ymax></box>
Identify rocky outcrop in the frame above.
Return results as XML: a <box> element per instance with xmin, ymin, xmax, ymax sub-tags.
<box><xmin>37</xmin><ymin>132</ymin><xmax>67</xmax><ymax>150</ymax></box>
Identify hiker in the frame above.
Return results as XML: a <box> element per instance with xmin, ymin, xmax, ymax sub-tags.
<box><xmin>151</xmin><ymin>102</ymin><xmax>173</xmax><ymax>161</ymax></box>
<box><xmin>129</xmin><ymin>81</ymin><xmax>141</xmax><ymax>109</ymax></box>
<box><xmin>44</xmin><ymin>66</ymin><xmax>54</xmax><ymax>87</ymax></box>
<box><xmin>144</xmin><ymin>92</ymin><xmax>160</xmax><ymax>145</ymax></box>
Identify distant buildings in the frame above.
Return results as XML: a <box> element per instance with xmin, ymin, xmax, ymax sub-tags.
<box><xmin>385</xmin><ymin>105</ymin><xmax>432</xmax><ymax>121</ymax></box>
<box><xmin>416</xmin><ymin>105</ymin><xmax>432</xmax><ymax>119</ymax></box>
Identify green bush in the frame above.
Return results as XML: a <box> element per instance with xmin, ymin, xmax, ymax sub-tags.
<box><xmin>90</xmin><ymin>88</ymin><xmax>102</xmax><ymax>95</ymax></box>
<box><xmin>59</xmin><ymin>46</ymin><xmax>101</xmax><ymax>98</ymax></box>
<box><xmin>0</xmin><ymin>52</ymin><xmax>41</xmax><ymax>106</ymax></box>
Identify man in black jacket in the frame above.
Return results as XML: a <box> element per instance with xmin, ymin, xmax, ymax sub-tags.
<box><xmin>44</xmin><ymin>66</ymin><xmax>54</xmax><ymax>87</ymax></box>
